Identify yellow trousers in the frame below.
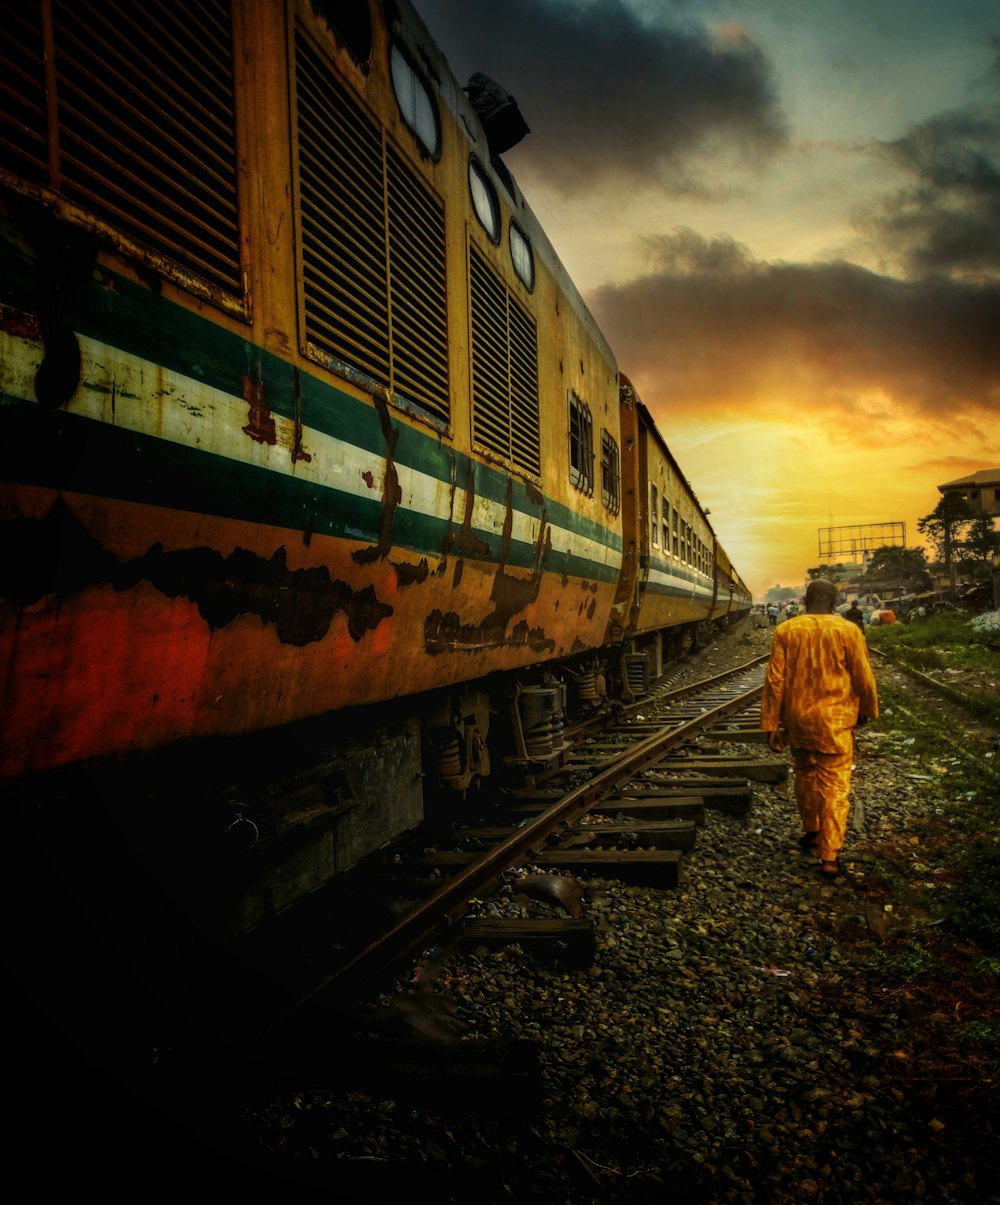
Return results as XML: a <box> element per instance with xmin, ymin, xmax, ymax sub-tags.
<box><xmin>791</xmin><ymin>746</ymin><xmax>854</xmax><ymax>863</ymax></box>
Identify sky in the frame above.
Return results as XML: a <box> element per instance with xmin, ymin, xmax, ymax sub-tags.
<box><xmin>415</xmin><ymin>0</ymin><xmax>999</xmax><ymax>600</ymax></box>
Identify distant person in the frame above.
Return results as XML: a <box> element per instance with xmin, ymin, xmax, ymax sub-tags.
<box><xmin>767</xmin><ymin>602</ymin><xmax>779</xmax><ymax>626</ymax></box>
<box><xmin>760</xmin><ymin>578</ymin><xmax>879</xmax><ymax>881</ymax></box>
<box><xmin>844</xmin><ymin>599</ymin><xmax>865</xmax><ymax>633</ymax></box>
<box><xmin>786</xmin><ymin>602</ymin><xmax>799</xmax><ymax>618</ymax></box>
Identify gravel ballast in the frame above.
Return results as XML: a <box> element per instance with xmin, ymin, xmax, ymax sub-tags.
<box><xmin>244</xmin><ymin>614</ymin><xmax>999</xmax><ymax>1202</ymax></box>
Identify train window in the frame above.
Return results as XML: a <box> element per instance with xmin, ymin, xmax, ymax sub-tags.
<box><xmin>314</xmin><ymin>1</ymin><xmax>372</xmax><ymax>63</ymax></box>
<box><xmin>469</xmin><ymin>158</ymin><xmax>500</xmax><ymax>242</ymax></box>
<box><xmin>650</xmin><ymin>486</ymin><xmax>659</xmax><ymax>548</ymax></box>
<box><xmin>509</xmin><ymin>222</ymin><xmax>534</xmax><ymax>290</ymax></box>
<box><xmin>672</xmin><ymin>507</ymin><xmax>679</xmax><ymax>557</ymax></box>
<box><xmin>568</xmin><ymin>394</ymin><xmax>594</xmax><ymax>494</ymax></box>
<box><xmin>600</xmin><ymin>430</ymin><xmax>620</xmax><ymax>514</ymax></box>
<box><xmin>390</xmin><ymin>42</ymin><xmax>440</xmax><ymax>156</ymax></box>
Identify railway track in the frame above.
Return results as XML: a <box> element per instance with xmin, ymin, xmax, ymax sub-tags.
<box><xmin>262</xmin><ymin>655</ymin><xmax>775</xmax><ymax>1033</ymax></box>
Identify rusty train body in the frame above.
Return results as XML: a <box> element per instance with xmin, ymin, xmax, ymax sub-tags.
<box><xmin>0</xmin><ymin>0</ymin><xmax>750</xmax><ymax>935</ymax></box>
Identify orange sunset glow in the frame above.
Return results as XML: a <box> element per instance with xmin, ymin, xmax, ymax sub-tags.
<box><xmin>419</xmin><ymin>0</ymin><xmax>1000</xmax><ymax>599</ymax></box>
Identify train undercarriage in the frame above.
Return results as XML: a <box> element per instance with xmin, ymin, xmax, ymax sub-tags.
<box><xmin>11</xmin><ymin>614</ymin><xmax>737</xmax><ymax>946</ymax></box>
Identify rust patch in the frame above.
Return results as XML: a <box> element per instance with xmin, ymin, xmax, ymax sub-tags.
<box><xmin>291</xmin><ymin>366</ymin><xmax>312</xmax><ymax>464</ymax></box>
<box><xmin>12</xmin><ymin>200</ymin><xmax>96</xmax><ymax>410</ymax></box>
<box><xmin>2</xmin><ymin>500</ymin><xmax>392</xmax><ymax>646</ymax></box>
<box><xmin>242</xmin><ymin>358</ymin><xmax>277</xmax><ymax>445</ymax></box>
<box><xmin>361</xmin><ymin>471</ymin><xmax>376</xmax><ymax>489</ymax></box>
<box><xmin>424</xmin><ymin>609</ymin><xmax>553</xmax><ymax>655</ymax></box>
<box><xmin>452</xmin><ymin>559</ymin><xmax>464</xmax><ymax>589</ymax></box>
<box><xmin>392</xmin><ymin>557</ymin><xmax>430</xmax><ymax>588</ymax></box>
<box><xmin>443</xmin><ymin>460</ymin><xmax>491</xmax><ymax>558</ymax></box>
<box><xmin>353</xmin><ymin>394</ymin><xmax>401</xmax><ymax>565</ymax></box>
<box><xmin>425</xmin><ymin>476</ymin><xmax>554</xmax><ymax>655</ymax></box>
<box><xmin>0</xmin><ymin>303</ymin><xmax>40</xmax><ymax>340</ymax></box>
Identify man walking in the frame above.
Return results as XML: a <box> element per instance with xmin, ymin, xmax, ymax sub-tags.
<box><xmin>760</xmin><ymin>578</ymin><xmax>879</xmax><ymax>880</ymax></box>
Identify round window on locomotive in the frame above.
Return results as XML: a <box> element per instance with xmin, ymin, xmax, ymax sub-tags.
<box><xmin>509</xmin><ymin>221</ymin><xmax>534</xmax><ymax>290</ymax></box>
<box><xmin>469</xmin><ymin>158</ymin><xmax>500</xmax><ymax>242</ymax></box>
<box><xmin>390</xmin><ymin>43</ymin><xmax>440</xmax><ymax>157</ymax></box>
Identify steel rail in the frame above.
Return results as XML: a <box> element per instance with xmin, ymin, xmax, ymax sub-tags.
<box><xmin>281</xmin><ymin>665</ymin><xmax>766</xmax><ymax>1015</ymax></box>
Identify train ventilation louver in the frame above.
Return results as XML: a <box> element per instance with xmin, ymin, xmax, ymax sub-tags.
<box><xmin>0</xmin><ymin>2</ymin><xmax>48</xmax><ymax>186</ymax></box>
<box><xmin>470</xmin><ymin>245</ymin><xmax>540</xmax><ymax>475</ymax></box>
<box><xmin>296</xmin><ymin>28</ymin><xmax>449</xmax><ymax>426</ymax></box>
<box><xmin>624</xmin><ymin>653</ymin><xmax>651</xmax><ymax>696</ymax></box>
<box><xmin>0</xmin><ymin>0</ymin><xmax>243</xmax><ymax>303</ymax></box>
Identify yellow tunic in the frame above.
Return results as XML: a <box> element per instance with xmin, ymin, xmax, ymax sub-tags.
<box><xmin>760</xmin><ymin>613</ymin><xmax>879</xmax><ymax>863</ymax></box>
<box><xmin>760</xmin><ymin>614</ymin><xmax>878</xmax><ymax>753</ymax></box>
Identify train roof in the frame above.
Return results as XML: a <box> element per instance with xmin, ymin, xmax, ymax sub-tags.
<box><xmin>401</xmin><ymin>0</ymin><xmax>617</xmax><ymax>371</ymax></box>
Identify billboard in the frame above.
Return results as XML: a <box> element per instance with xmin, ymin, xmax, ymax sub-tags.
<box><xmin>818</xmin><ymin>521</ymin><xmax>906</xmax><ymax>559</ymax></box>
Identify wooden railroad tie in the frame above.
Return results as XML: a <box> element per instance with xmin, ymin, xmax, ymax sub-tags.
<box><xmin>460</xmin><ymin>916</ymin><xmax>597</xmax><ymax>968</ymax></box>
<box><xmin>421</xmin><ymin>847</ymin><xmax>683</xmax><ymax>888</ymax></box>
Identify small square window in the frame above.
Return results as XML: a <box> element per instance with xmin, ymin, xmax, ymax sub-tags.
<box><xmin>568</xmin><ymin>394</ymin><xmax>594</xmax><ymax>494</ymax></box>
<box><xmin>601</xmin><ymin>430</ymin><xmax>620</xmax><ymax>513</ymax></box>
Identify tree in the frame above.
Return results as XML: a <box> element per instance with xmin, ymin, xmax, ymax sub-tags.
<box><xmin>916</xmin><ymin>495</ymin><xmax>977</xmax><ymax>568</ymax></box>
<box><xmin>862</xmin><ymin>545</ymin><xmax>930</xmax><ymax>587</ymax></box>
<box><xmin>960</xmin><ymin>515</ymin><xmax>1000</xmax><ymax>573</ymax></box>
<box><xmin>765</xmin><ymin>586</ymin><xmax>799</xmax><ymax>605</ymax></box>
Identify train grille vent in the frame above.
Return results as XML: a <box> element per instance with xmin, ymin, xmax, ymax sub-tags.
<box><xmin>296</xmin><ymin>29</ymin><xmax>450</xmax><ymax>426</ymax></box>
<box><xmin>0</xmin><ymin>0</ymin><xmax>243</xmax><ymax>303</ymax></box>
<box><xmin>470</xmin><ymin>245</ymin><xmax>540</xmax><ymax>475</ymax></box>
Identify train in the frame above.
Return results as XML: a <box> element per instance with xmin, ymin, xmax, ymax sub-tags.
<box><xmin>0</xmin><ymin>0</ymin><xmax>751</xmax><ymax>939</ymax></box>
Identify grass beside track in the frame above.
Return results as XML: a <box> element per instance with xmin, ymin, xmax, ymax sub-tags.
<box><xmin>861</xmin><ymin>610</ymin><xmax>1000</xmax><ymax>955</ymax></box>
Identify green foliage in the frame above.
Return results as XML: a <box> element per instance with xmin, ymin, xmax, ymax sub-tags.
<box><xmin>949</xmin><ymin>842</ymin><xmax>1000</xmax><ymax>953</ymax></box>
<box><xmin>917</xmin><ymin>494</ymin><xmax>977</xmax><ymax>566</ymax></box>
<box><xmin>764</xmin><ymin>585</ymin><xmax>799</xmax><ymax>604</ymax></box>
<box><xmin>867</xmin><ymin>677</ymin><xmax>1000</xmax><ymax>951</ymax></box>
<box><xmin>961</xmin><ymin>515</ymin><xmax>1000</xmax><ymax>568</ymax></box>
<box><xmin>862</xmin><ymin>545</ymin><xmax>929</xmax><ymax>586</ymax></box>
<box><xmin>868</xmin><ymin>611</ymin><xmax>1000</xmax><ymax>662</ymax></box>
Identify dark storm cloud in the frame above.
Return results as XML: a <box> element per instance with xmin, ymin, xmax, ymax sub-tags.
<box><xmin>589</xmin><ymin>229</ymin><xmax>1000</xmax><ymax>424</ymax></box>
<box><xmin>863</xmin><ymin>39</ymin><xmax>1000</xmax><ymax>280</ymax></box>
<box><xmin>415</xmin><ymin>0</ymin><xmax>788</xmax><ymax>194</ymax></box>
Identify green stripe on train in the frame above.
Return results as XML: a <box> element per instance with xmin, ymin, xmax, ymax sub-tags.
<box><xmin>0</xmin><ymin>406</ymin><xmax>621</xmax><ymax>581</ymax></box>
<box><xmin>33</xmin><ymin>255</ymin><xmax>619</xmax><ymax>556</ymax></box>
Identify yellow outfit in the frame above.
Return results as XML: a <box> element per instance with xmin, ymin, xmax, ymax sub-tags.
<box><xmin>760</xmin><ymin>614</ymin><xmax>878</xmax><ymax>863</ymax></box>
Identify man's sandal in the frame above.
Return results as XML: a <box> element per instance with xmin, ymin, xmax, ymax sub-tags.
<box><xmin>819</xmin><ymin>861</ymin><xmax>841</xmax><ymax>881</ymax></box>
<box><xmin>798</xmin><ymin>831</ymin><xmax>819</xmax><ymax>851</ymax></box>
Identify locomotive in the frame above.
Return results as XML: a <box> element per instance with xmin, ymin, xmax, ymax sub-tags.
<box><xmin>0</xmin><ymin>0</ymin><xmax>751</xmax><ymax>937</ymax></box>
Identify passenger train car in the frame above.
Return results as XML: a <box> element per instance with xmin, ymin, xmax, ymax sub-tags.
<box><xmin>0</xmin><ymin>0</ymin><xmax>750</xmax><ymax>935</ymax></box>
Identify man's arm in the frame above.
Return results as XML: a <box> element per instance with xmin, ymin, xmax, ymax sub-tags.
<box><xmin>847</xmin><ymin>628</ymin><xmax>879</xmax><ymax>720</ymax></box>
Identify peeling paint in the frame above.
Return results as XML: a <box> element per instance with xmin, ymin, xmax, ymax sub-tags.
<box><xmin>0</xmin><ymin>303</ymin><xmax>40</xmax><ymax>340</ymax></box>
<box><xmin>392</xmin><ymin>557</ymin><xmax>430</xmax><ymax>588</ymax></box>
<box><xmin>352</xmin><ymin>393</ymin><xmax>401</xmax><ymax>565</ymax></box>
<box><xmin>290</xmin><ymin>365</ymin><xmax>312</xmax><ymax>465</ymax></box>
<box><xmin>241</xmin><ymin>355</ymin><xmax>277</xmax><ymax>445</ymax></box>
<box><xmin>1</xmin><ymin>499</ymin><xmax>392</xmax><ymax>646</ymax></box>
<box><xmin>13</xmin><ymin>200</ymin><xmax>96</xmax><ymax>410</ymax></box>
<box><xmin>424</xmin><ymin>608</ymin><xmax>554</xmax><ymax>655</ymax></box>
<box><xmin>443</xmin><ymin>459</ymin><xmax>491</xmax><ymax>558</ymax></box>
<box><xmin>424</xmin><ymin>476</ymin><xmax>554</xmax><ymax>654</ymax></box>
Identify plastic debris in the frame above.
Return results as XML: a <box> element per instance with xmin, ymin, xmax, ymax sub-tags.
<box><xmin>755</xmin><ymin>965</ymin><xmax>791</xmax><ymax>976</ymax></box>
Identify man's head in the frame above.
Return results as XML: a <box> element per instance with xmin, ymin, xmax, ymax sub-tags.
<box><xmin>805</xmin><ymin>578</ymin><xmax>838</xmax><ymax>613</ymax></box>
